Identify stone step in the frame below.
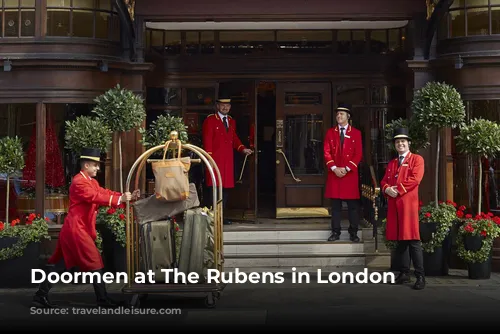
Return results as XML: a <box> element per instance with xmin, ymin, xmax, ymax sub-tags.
<box><xmin>223</xmin><ymin>253</ymin><xmax>366</xmax><ymax>268</ymax></box>
<box><xmin>223</xmin><ymin>229</ymin><xmax>366</xmax><ymax>243</ymax></box>
<box><xmin>223</xmin><ymin>241</ymin><xmax>364</xmax><ymax>256</ymax></box>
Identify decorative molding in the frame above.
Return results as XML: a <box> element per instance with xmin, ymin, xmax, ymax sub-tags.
<box><xmin>406</xmin><ymin>59</ymin><xmax>431</xmax><ymax>72</ymax></box>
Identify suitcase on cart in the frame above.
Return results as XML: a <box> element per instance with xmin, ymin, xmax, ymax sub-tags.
<box><xmin>178</xmin><ymin>207</ymin><xmax>215</xmax><ymax>282</ymax></box>
<box><xmin>139</xmin><ymin>219</ymin><xmax>176</xmax><ymax>283</ymax></box>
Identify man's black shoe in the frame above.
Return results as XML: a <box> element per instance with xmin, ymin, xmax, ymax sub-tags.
<box><xmin>413</xmin><ymin>276</ymin><xmax>425</xmax><ymax>290</ymax></box>
<box><xmin>350</xmin><ymin>234</ymin><xmax>360</xmax><ymax>242</ymax></box>
<box><xmin>328</xmin><ymin>233</ymin><xmax>340</xmax><ymax>241</ymax></box>
<box><xmin>392</xmin><ymin>272</ymin><xmax>411</xmax><ymax>285</ymax></box>
<box><xmin>32</xmin><ymin>295</ymin><xmax>58</xmax><ymax>308</ymax></box>
<box><xmin>97</xmin><ymin>297</ymin><xmax>124</xmax><ymax>308</ymax></box>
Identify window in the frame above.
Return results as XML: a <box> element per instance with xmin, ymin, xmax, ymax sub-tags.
<box><xmin>0</xmin><ymin>0</ymin><xmax>36</xmax><ymax>38</ymax></box>
<box><xmin>46</xmin><ymin>0</ymin><xmax>120</xmax><ymax>40</ymax></box>
<box><xmin>144</xmin><ymin>28</ymin><xmax>407</xmax><ymax>56</ymax></box>
<box><xmin>439</xmin><ymin>0</ymin><xmax>500</xmax><ymax>39</ymax></box>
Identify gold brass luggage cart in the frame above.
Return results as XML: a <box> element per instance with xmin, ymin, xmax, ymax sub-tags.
<box><xmin>122</xmin><ymin>131</ymin><xmax>226</xmax><ymax>308</ymax></box>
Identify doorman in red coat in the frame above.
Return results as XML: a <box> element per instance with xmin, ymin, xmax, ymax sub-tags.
<box><xmin>32</xmin><ymin>148</ymin><xmax>139</xmax><ymax>308</ymax></box>
<box><xmin>202</xmin><ymin>92</ymin><xmax>253</xmax><ymax>224</ymax></box>
<box><xmin>380</xmin><ymin>128</ymin><xmax>426</xmax><ymax>290</ymax></box>
<box><xmin>324</xmin><ymin>103</ymin><xmax>363</xmax><ymax>242</ymax></box>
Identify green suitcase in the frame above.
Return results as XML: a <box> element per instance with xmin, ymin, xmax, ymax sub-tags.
<box><xmin>139</xmin><ymin>219</ymin><xmax>176</xmax><ymax>283</ymax></box>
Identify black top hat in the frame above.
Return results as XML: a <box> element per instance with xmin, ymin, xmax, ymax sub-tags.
<box><xmin>216</xmin><ymin>91</ymin><xmax>231</xmax><ymax>103</ymax></box>
<box><xmin>392</xmin><ymin>127</ymin><xmax>411</xmax><ymax>141</ymax></box>
<box><xmin>335</xmin><ymin>103</ymin><xmax>351</xmax><ymax>114</ymax></box>
<box><xmin>79</xmin><ymin>148</ymin><xmax>103</xmax><ymax>163</ymax></box>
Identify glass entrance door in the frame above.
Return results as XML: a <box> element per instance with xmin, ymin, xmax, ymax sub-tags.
<box><xmin>275</xmin><ymin>82</ymin><xmax>332</xmax><ymax>218</ymax></box>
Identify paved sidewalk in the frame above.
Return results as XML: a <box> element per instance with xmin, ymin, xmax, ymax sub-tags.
<box><xmin>1</xmin><ymin>268</ymin><xmax>499</xmax><ymax>329</ymax></box>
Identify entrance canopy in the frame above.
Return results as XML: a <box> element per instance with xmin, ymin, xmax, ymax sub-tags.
<box><xmin>146</xmin><ymin>20</ymin><xmax>409</xmax><ymax>31</ymax></box>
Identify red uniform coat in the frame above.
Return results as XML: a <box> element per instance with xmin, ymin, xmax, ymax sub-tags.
<box><xmin>202</xmin><ymin>113</ymin><xmax>247</xmax><ymax>188</ymax></box>
<box><xmin>323</xmin><ymin>125</ymin><xmax>363</xmax><ymax>199</ymax></box>
<box><xmin>48</xmin><ymin>172</ymin><xmax>121</xmax><ymax>271</ymax></box>
<box><xmin>380</xmin><ymin>152</ymin><xmax>424</xmax><ymax>241</ymax></box>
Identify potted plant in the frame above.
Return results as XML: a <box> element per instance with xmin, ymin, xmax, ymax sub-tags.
<box><xmin>0</xmin><ymin>136</ymin><xmax>25</xmax><ymax>224</ymax></box>
<box><xmin>454</xmin><ymin>118</ymin><xmax>500</xmax><ymax>278</ymax></box>
<box><xmin>95</xmin><ymin>204</ymin><xmax>127</xmax><ymax>273</ymax></box>
<box><xmin>91</xmin><ymin>84</ymin><xmax>146</xmax><ymax>193</ymax></box>
<box><xmin>384</xmin><ymin>117</ymin><xmax>430</xmax><ymax>153</ymax></box>
<box><xmin>0</xmin><ymin>213</ymin><xmax>50</xmax><ymax>287</ymax></box>
<box><xmin>419</xmin><ymin>200</ymin><xmax>459</xmax><ymax>275</ymax></box>
<box><xmin>455</xmin><ymin>118</ymin><xmax>500</xmax><ymax>215</ymax></box>
<box><xmin>139</xmin><ymin>114</ymin><xmax>191</xmax><ymax>194</ymax></box>
<box><xmin>64</xmin><ymin>115</ymin><xmax>113</xmax><ymax>167</ymax></box>
<box><xmin>139</xmin><ymin>114</ymin><xmax>189</xmax><ymax>155</ymax></box>
<box><xmin>456</xmin><ymin>213</ymin><xmax>500</xmax><ymax>279</ymax></box>
<box><xmin>412</xmin><ymin>81</ymin><xmax>466</xmax><ymax>210</ymax></box>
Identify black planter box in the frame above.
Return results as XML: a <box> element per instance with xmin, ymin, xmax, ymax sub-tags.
<box><xmin>0</xmin><ymin>237</ymin><xmax>41</xmax><ymax>288</ymax></box>
<box><xmin>420</xmin><ymin>222</ymin><xmax>438</xmax><ymax>244</ymax></box>
<box><xmin>97</xmin><ymin>225</ymin><xmax>126</xmax><ymax>274</ymax></box>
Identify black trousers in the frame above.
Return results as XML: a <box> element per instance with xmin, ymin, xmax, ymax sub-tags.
<box><xmin>395</xmin><ymin>240</ymin><xmax>425</xmax><ymax>277</ymax></box>
<box><xmin>205</xmin><ymin>186</ymin><xmax>229</xmax><ymax>210</ymax></box>
<box><xmin>35</xmin><ymin>263</ymin><xmax>110</xmax><ymax>301</ymax></box>
<box><xmin>330</xmin><ymin>199</ymin><xmax>360</xmax><ymax>235</ymax></box>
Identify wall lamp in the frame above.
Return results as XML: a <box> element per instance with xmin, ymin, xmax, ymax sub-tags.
<box><xmin>99</xmin><ymin>60</ymin><xmax>108</xmax><ymax>72</ymax></box>
<box><xmin>3</xmin><ymin>60</ymin><xmax>12</xmax><ymax>72</ymax></box>
<box><xmin>455</xmin><ymin>55</ymin><xmax>463</xmax><ymax>70</ymax></box>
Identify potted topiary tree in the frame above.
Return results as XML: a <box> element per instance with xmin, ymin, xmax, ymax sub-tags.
<box><xmin>139</xmin><ymin>113</ymin><xmax>191</xmax><ymax>194</ymax></box>
<box><xmin>411</xmin><ymin>81</ymin><xmax>465</xmax><ymax>275</ymax></box>
<box><xmin>64</xmin><ymin>115</ymin><xmax>113</xmax><ymax>163</ymax></box>
<box><xmin>454</xmin><ymin>118</ymin><xmax>500</xmax><ymax>278</ymax></box>
<box><xmin>139</xmin><ymin>114</ymin><xmax>189</xmax><ymax>155</ymax></box>
<box><xmin>384</xmin><ymin>117</ymin><xmax>430</xmax><ymax>154</ymax></box>
<box><xmin>91</xmin><ymin>84</ymin><xmax>146</xmax><ymax>193</ymax></box>
<box><xmin>0</xmin><ymin>136</ymin><xmax>25</xmax><ymax>225</ymax></box>
<box><xmin>412</xmin><ymin>81</ymin><xmax>466</xmax><ymax>209</ymax></box>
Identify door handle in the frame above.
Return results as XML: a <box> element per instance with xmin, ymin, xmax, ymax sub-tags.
<box><xmin>276</xmin><ymin>149</ymin><xmax>301</xmax><ymax>182</ymax></box>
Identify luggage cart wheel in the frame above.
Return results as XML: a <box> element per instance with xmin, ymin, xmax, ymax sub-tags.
<box><xmin>130</xmin><ymin>294</ymin><xmax>141</xmax><ymax>308</ymax></box>
<box><xmin>204</xmin><ymin>293</ymin><xmax>217</xmax><ymax>308</ymax></box>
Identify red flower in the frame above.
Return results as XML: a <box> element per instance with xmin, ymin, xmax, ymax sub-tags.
<box><xmin>459</xmin><ymin>205</ymin><xmax>466</xmax><ymax>211</ymax></box>
<box><xmin>119</xmin><ymin>214</ymin><xmax>125</xmax><ymax>220</ymax></box>
<box><xmin>0</xmin><ymin>222</ymin><xmax>4</xmax><ymax>231</ymax></box>
<box><xmin>464</xmin><ymin>223</ymin><xmax>474</xmax><ymax>233</ymax></box>
<box><xmin>465</xmin><ymin>214</ymin><xmax>472</xmax><ymax>219</ymax></box>
<box><xmin>10</xmin><ymin>218</ymin><xmax>20</xmax><ymax>227</ymax></box>
<box><xmin>27</xmin><ymin>213</ymin><xmax>36</xmax><ymax>222</ymax></box>
<box><xmin>481</xmin><ymin>230</ymin><xmax>487</xmax><ymax>237</ymax></box>
<box><xmin>425</xmin><ymin>212</ymin><xmax>431</xmax><ymax>218</ymax></box>
<box><xmin>456</xmin><ymin>211</ymin><xmax>464</xmax><ymax>218</ymax></box>
<box><xmin>107</xmin><ymin>208</ymin><xmax>116</xmax><ymax>215</ymax></box>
